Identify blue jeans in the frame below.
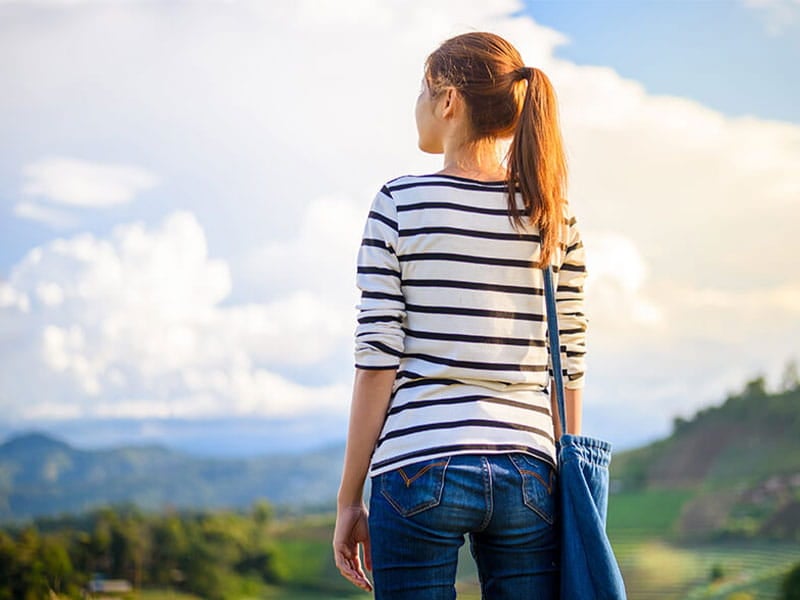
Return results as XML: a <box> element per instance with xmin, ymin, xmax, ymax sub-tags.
<box><xmin>368</xmin><ymin>453</ymin><xmax>559</xmax><ymax>599</ymax></box>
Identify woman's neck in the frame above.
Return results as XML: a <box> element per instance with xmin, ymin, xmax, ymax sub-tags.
<box><xmin>439</xmin><ymin>137</ymin><xmax>507</xmax><ymax>181</ymax></box>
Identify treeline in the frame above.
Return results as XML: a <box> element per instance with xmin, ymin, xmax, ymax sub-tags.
<box><xmin>0</xmin><ymin>501</ymin><xmax>286</xmax><ymax>600</ymax></box>
<box><xmin>672</xmin><ymin>361</ymin><xmax>800</xmax><ymax>435</ymax></box>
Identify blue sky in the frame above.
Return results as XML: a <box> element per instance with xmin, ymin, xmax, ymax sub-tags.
<box><xmin>0</xmin><ymin>0</ymin><xmax>798</xmax><ymax>455</ymax></box>
<box><xmin>526</xmin><ymin>0</ymin><xmax>800</xmax><ymax>124</ymax></box>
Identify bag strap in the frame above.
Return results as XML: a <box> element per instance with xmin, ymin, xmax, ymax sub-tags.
<box><xmin>542</xmin><ymin>264</ymin><xmax>568</xmax><ymax>437</ymax></box>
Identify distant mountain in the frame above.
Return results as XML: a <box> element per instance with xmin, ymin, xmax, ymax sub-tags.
<box><xmin>3</xmin><ymin>375</ymin><xmax>800</xmax><ymax>537</ymax></box>
<box><xmin>0</xmin><ymin>431</ymin><xmax>345</xmax><ymax>522</ymax></box>
<box><xmin>610</xmin><ymin>376</ymin><xmax>800</xmax><ymax>540</ymax></box>
<box><xmin>0</xmin><ymin>415</ymin><xmax>353</xmax><ymax>458</ymax></box>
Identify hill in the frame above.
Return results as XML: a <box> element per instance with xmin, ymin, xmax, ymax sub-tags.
<box><xmin>3</xmin><ymin>371</ymin><xmax>799</xmax><ymax>539</ymax></box>
<box><xmin>0</xmin><ymin>432</ymin><xmax>345</xmax><ymax>522</ymax></box>
<box><xmin>609</xmin><ymin>374</ymin><xmax>800</xmax><ymax>541</ymax></box>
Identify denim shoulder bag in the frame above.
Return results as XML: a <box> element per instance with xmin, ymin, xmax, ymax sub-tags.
<box><xmin>543</xmin><ymin>264</ymin><xmax>628</xmax><ymax>599</ymax></box>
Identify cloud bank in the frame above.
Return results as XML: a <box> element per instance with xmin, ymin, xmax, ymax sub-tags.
<box><xmin>0</xmin><ymin>0</ymin><xmax>798</xmax><ymax>450</ymax></box>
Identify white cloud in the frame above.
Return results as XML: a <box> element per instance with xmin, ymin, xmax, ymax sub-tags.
<box><xmin>0</xmin><ymin>281</ymin><xmax>29</xmax><ymax>312</ymax></box>
<box><xmin>0</xmin><ymin>0</ymin><xmax>798</xmax><ymax>446</ymax></box>
<box><xmin>13</xmin><ymin>200</ymin><xmax>78</xmax><ymax>229</ymax></box>
<box><xmin>21</xmin><ymin>156</ymin><xmax>158</xmax><ymax>208</ymax></box>
<box><xmin>583</xmin><ymin>232</ymin><xmax>663</xmax><ymax>331</ymax></box>
<box><xmin>742</xmin><ymin>0</ymin><xmax>800</xmax><ymax>35</ymax></box>
<box><xmin>0</xmin><ymin>210</ymin><xmax>351</xmax><ymax>421</ymax></box>
<box><xmin>241</xmin><ymin>194</ymin><xmax>366</xmax><ymax>303</ymax></box>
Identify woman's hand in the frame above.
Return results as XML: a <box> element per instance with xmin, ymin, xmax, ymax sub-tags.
<box><xmin>334</xmin><ymin>368</ymin><xmax>395</xmax><ymax>593</ymax></box>
<box><xmin>333</xmin><ymin>502</ymin><xmax>373</xmax><ymax>592</ymax></box>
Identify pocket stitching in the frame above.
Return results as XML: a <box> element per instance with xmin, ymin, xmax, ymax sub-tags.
<box><xmin>380</xmin><ymin>457</ymin><xmax>450</xmax><ymax>517</ymax></box>
<box><xmin>398</xmin><ymin>460</ymin><xmax>448</xmax><ymax>487</ymax></box>
<box><xmin>510</xmin><ymin>454</ymin><xmax>557</xmax><ymax>525</ymax></box>
<box><xmin>517</xmin><ymin>467</ymin><xmax>554</xmax><ymax>494</ymax></box>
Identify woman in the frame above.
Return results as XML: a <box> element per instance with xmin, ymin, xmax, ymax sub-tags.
<box><xmin>333</xmin><ymin>31</ymin><xmax>587</xmax><ymax>599</ymax></box>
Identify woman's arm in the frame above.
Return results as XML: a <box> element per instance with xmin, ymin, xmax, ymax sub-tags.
<box><xmin>337</xmin><ymin>368</ymin><xmax>397</xmax><ymax>506</ymax></box>
<box><xmin>333</xmin><ymin>367</ymin><xmax>396</xmax><ymax>592</ymax></box>
<box><xmin>553</xmin><ymin>206</ymin><xmax>587</xmax><ymax>437</ymax></box>
<box><xmin>550</xmin><ymin>385</ymin><xmax>582</xmax><ymax>439</ymax></box>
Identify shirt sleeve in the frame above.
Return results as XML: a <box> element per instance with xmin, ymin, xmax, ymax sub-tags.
<box><xmin>354</xmin><ymin>185</ymin><xmax>406</xmax><ymax>370</ymax></box>
<box><xmin>555</xmin><ymin>206</ymin><xmax>588</xmax><ymax>389</ymax></box>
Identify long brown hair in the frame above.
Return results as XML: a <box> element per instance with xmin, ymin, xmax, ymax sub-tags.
<box><xmin>424</xmin><ymin>32</ymin><xmax>568</xmax><ymax>268</ymax></box>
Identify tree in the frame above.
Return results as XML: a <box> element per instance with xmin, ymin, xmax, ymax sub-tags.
<box><xmin>741</xmin><ymin>375</ymin><xmax>767</xmax><ymax>399</ymax></box>
<box><xmin>149</xmin><ymin>515</ymin><xmax>188</xmax><ymax>586</ymax></box>
<box><xmin>781</xmin><ymin>359</ymin><xmax>800</xmax><ymax>393</ymax></box>
<box><xmin>710</xmin><ymin>562</ymin><xmax>726</xmax><ymax>582</ymax></box>
<box><xmin>0</xmin><ymin>531</ymin><xmax>18</xmax><ymax>600</ymax></box>
<box><xmin>38</xmin><ymin>537</ymin><xmax>75</xmax><ymax>596</ymax></box>
<box><xmin>252</xmin><ymin>500</ymin><xmax>273</xmax><ymax>526</ymax></box>
<box><xmin>783</xmin><ymin>561</ymin><xmax>800</xmax><ymax>600</ymax></box>
<box><xmin>672</xmin><ymin>415</ymin><xmax>689</xmax><ymax>434</ymax></box>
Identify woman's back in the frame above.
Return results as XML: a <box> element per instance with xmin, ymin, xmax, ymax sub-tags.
<box><xmin>356</xmin><ymin>173</ymin><xmax>587</xmax><ymax>477</ymax></box>
<box><xmin>334</xmin><ymin>31</ymin><xmax>587</xmax><ymax>599</ymax></box>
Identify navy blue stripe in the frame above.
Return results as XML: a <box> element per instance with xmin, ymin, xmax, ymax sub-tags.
<box><xmin>357</xmin><ymin>314</ymin><xmax>402</xmax><ymax>324</ymax></box>
<box><xmin>399</xmin><ymin>225</ymin><xmax>538</xmax><ymax>242</ymax></box>
<box><xmin>416</xmin><ymin>174</ymin><xmax>508</xmax><ymax>185</ymax></box>
<box><xmin>399</xmin><ymin>252</ymin><xmax>534</xmax><ymax>268</ymax></box>
<box><xmin>403</xmin><ymin>278</ymin><xmax>543</xmax><ymax>296</ymax></box>
<box><xmin>368</xmin><ymin>210</ymin><xmax>398</xmax><ymax>231</ymax></box>
<box><xmin>389</xmin><ymin>181</ymin><xmax>510</xmax><ymax>194</ymax></box>
<box><xmin>361</xmin><ymin>238</ymin><xmax>396</xmax><ymax>254</ymax></box>
<box><xmin>557</xmin><ymin>284</ymin><xmax>582</xmax><ymax>293</ymax></box>
<box><xmin>376</xmin><ymin>420</ymin><xmax>554</xmax><ymax>448</ymax></box>
<box><xmin>559</xmin><ymin>326</ymin><xmax>586</xmax><ymax>334</ymax></box>
<box><xmin>358</xmin><ymin>266</ymin><xmax>401</xmax><ymax>278</ymax></box>
<box><xmin>388</xmin><ymin>394</ymin><xmax>551</xmax><ymax>417</ymax></box>
<box><xmin>371</xmin><ymin>444</ymin><xmax>555</xmax><ymax>472</ymax></box>
<box><xmin>403</xmin><ymin>352</ymin><xmax>548</xmax><ymax>372</ymax></box>
<box><xmin>366</xmin><ymin>340</ymin><xmax>403</xmax><ymax>357</ymax></box>
<box><xmin>560</xmin><ymin>263</ymin><xmax>586</xmax><ymax>273</ymax></box>
<box><xmin>396</xmin><ymin>201</ymin><xmax>514</xmax><ymax>216</ymax></box>
<box><xmin>406</xmin><ymin>303</ymin><xmax>544</xmax><ymax>322</ymax></box>
<box><xmin>393</xmin><ymin>377</ymin><xmax>460</xmax><ymax>394</ymax></box>
<box><xmin>566</xmin><ymin>240</ymin><xmax>583</xmax><ymax>253</ymax></box>
<box><xmin>403</xmin><ymin>328</ymin><xmax>545</xmax><ymax>347</ymax></box>
<box><xmin>395</xmin><ymin>369</ymin><xmax>424</xmax><ymax>379</ymax></box>
<box><xmin>361</xmin><ymin>290</ymin><xmax>404</xmax><ymax>302</ymax></box>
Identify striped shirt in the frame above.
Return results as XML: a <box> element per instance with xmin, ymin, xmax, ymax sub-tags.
<box><xmin>354</xmin><ymin>173</ymin><xmax>588</xmax><ymax>477</ymax></box>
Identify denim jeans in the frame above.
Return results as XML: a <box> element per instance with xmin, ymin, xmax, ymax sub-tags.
<box><xmin>368</xmin><ymin>453</ymin><xmax>559</xmax><ymax>599</ymax></box>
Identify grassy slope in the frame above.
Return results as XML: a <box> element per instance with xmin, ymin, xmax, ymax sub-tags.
<box><xmin>131</xmin><ymin>491</ymin><xmax>799</xmax><ymax>600</ymax></box>
<box><xmin>613</xmin><ymin>386</ymin><xmax>800</xmax><ymax>488</ymax></box>
<box><xmin>265</xmin><ymin>383</ymin><xmax>800</xmax><ymax>599</ymax></box>
<box><xmin>610</xmin><ymin>384</ymin><xmax>800</xmax><ymax>542</ymax></box>
<box><xmin>47</xmin><ymin>381</ymin><xmax>800</xmax><ymax>599</ymax></box>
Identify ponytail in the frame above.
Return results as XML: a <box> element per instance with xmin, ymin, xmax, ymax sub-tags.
<box><xmin>506</xmin><ymin>67</ymin><xmax>568</xmax><ymax>269</ymax></box>
<box><xmin>424</xmin><ymin>33</ymin><xmax>569</xmax><ymax>268</ymax></box>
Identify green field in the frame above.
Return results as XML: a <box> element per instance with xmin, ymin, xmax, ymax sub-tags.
<box><xmin>256</xmin><ymin>504</ymin><xmax>799</xmax><ymax>600</ymax></box>
<box><xmin>39</xmin><ymin>488</ymin><xmax>800</xmax><ymax>600</ymax></box>
<box><xmin>134</xmin><ymin>533</ymin><xmax>799</xmax><ymax>600</ymax></box>
<box><xmin>607</xmin><ymin>488</ymin><xmax>800</xmax><ymax>599</ymax></box>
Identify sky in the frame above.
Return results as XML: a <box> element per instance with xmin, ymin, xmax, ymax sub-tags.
<box><xmin>0</xmin><ymin>0</ymin><xmax>798</xmax><ymax>455</ymax></box>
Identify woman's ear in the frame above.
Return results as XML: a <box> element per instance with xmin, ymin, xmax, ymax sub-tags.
<box><xmin>439</xmin><ymin>87</ymin><xmax>458</xmax><ymax>120</ymax></box>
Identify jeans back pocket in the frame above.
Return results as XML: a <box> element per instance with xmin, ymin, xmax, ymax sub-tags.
<box><xmin>379</xmin><ymin>456</ymin><xmax>451</xmax><ymax>517</ymax></box>
<box><xmin>509</xmin><ymin>453</ymin><xmax>557</xmax><ymax>524</ymax></box>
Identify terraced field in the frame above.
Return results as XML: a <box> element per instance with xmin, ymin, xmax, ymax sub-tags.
<box><xmin>265</xmin><ymin>509</ymin><xmax>800</xmax><ymax>600</ymax></box>
<box><xmin>612</xmin><ymin>533</ymin><xmax>799</xmax><ymax>599</ymax></box>
<box><xmin>136</xmin><ymin>490</ymin><xmax>800</xmax><ymax>599</ymax></box>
